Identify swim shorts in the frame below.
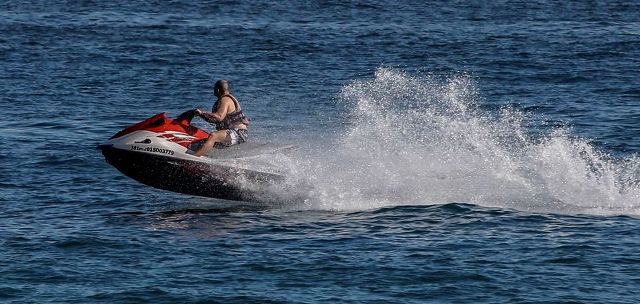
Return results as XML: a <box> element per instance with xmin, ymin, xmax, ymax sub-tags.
<box><xmin>221</xmin><ymin>128</ymin><xmax>248</xmax><ymax>147</ymax></box>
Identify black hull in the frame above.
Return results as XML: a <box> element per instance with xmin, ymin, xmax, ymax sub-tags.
<box><xmin>100</xmin><ymin>147</ymin><xmax>281</xmax><ymax>201</ymax></box>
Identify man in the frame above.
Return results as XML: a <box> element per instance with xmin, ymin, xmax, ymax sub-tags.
<box><xmin>192</xmin><ymin>80</ymin><xmax>249</xmax><ymax>156</ymax></box>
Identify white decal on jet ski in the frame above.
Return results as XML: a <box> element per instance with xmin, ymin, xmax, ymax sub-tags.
<box><xmin>131</xmin><ymin>145</ymin><xmax>175</xmax><ymax>155</ymax></box>
<box><xmin>157</xmin><ymin>132</ymin><xmax>198</xmax><ymax>144</ymax></box>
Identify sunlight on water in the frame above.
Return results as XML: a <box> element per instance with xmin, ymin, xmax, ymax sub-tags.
<box><xmin>261</xmin><ymin>68</ymin><xmax>640</xmax><ymax>215</ymax></box>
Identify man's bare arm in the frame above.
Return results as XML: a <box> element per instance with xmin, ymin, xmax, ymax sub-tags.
<box><xmin>212</xmin><ymin>97</ymin><xmax>232</xmax><ymax>121</ymax></box>
<box><xmin>196</xmin><ymin>99</ymin><xmax>230</xmax><ymax>122</ymax></box>
<box><xmin>197</xmin><ymin>111</ymin><xmax>218</xmax><ymax>123</ymax></box>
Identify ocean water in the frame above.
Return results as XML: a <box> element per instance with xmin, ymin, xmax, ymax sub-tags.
<box><xmin>2</xmin><ymin>1</ymin><xmax>640</xmax><ymax>303</ymax></box>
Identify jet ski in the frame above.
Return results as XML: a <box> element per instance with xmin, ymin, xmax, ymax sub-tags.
<box><xmin>98</xmin><ymin>110</ymin><xmax>295</xmax><ymax>201</ymax></box>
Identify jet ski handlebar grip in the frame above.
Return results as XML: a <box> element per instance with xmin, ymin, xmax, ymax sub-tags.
<box><xmin>176</xmin><ymin>109</ymin><xmax>197</xmax><ymax>124</ymax></box>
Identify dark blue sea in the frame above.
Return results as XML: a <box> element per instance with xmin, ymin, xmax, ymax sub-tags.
<box><xmin>2</xmin><ymin>1</ymin><xmax>640</xmax><ymax>303</ymax></box>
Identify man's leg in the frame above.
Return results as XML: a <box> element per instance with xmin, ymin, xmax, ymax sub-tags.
<box><xmin>194</xmin><ymin>130</ymin><xmax>229</xmax><ymax>157</ymax></box>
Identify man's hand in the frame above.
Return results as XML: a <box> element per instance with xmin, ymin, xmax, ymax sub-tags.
<box><xmin>194</xmin><ymin>108</ymin><xmax>202</xmax><ymax>116</ymax></box>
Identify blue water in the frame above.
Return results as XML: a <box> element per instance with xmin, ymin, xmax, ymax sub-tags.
<box><xmin>2</xmin><ymin>1</ymin><xmax>640</xmax><ymax>302</ymax></box>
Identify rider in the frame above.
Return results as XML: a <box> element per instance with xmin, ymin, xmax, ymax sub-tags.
<box><xmin>192</xmin><ymin>80</ymin><xmax>249</xmax><ymax>156</ymax></box>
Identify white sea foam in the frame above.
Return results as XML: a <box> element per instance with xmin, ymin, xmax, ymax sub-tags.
<box><xmin>258</xmin><ymin>68</ymin><xmax>640</xmax><ymax>215</ymax></box>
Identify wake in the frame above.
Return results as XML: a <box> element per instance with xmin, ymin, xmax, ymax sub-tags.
<box><xmin>255</xmin><ymin>68</ymin><xmax>640</xmax><ymax>216</ymax></box>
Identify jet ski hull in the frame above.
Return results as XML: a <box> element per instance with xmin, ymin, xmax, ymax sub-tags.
<box><xmin>101</xmin><ymin>146</ymin><xmax>281</xmax><ymax>201</ymax></box>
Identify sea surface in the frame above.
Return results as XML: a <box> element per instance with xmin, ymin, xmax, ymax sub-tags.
<box><xmin>2</xmin><ymin>1</ymin><xmax>640</xmax><ymax>303</ymax></box>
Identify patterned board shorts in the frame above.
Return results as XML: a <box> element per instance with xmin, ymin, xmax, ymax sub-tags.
<box><xmin>221</xmin><ymin>128</ymin><xmax>248</xmax><ymax>147</ymax></box>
